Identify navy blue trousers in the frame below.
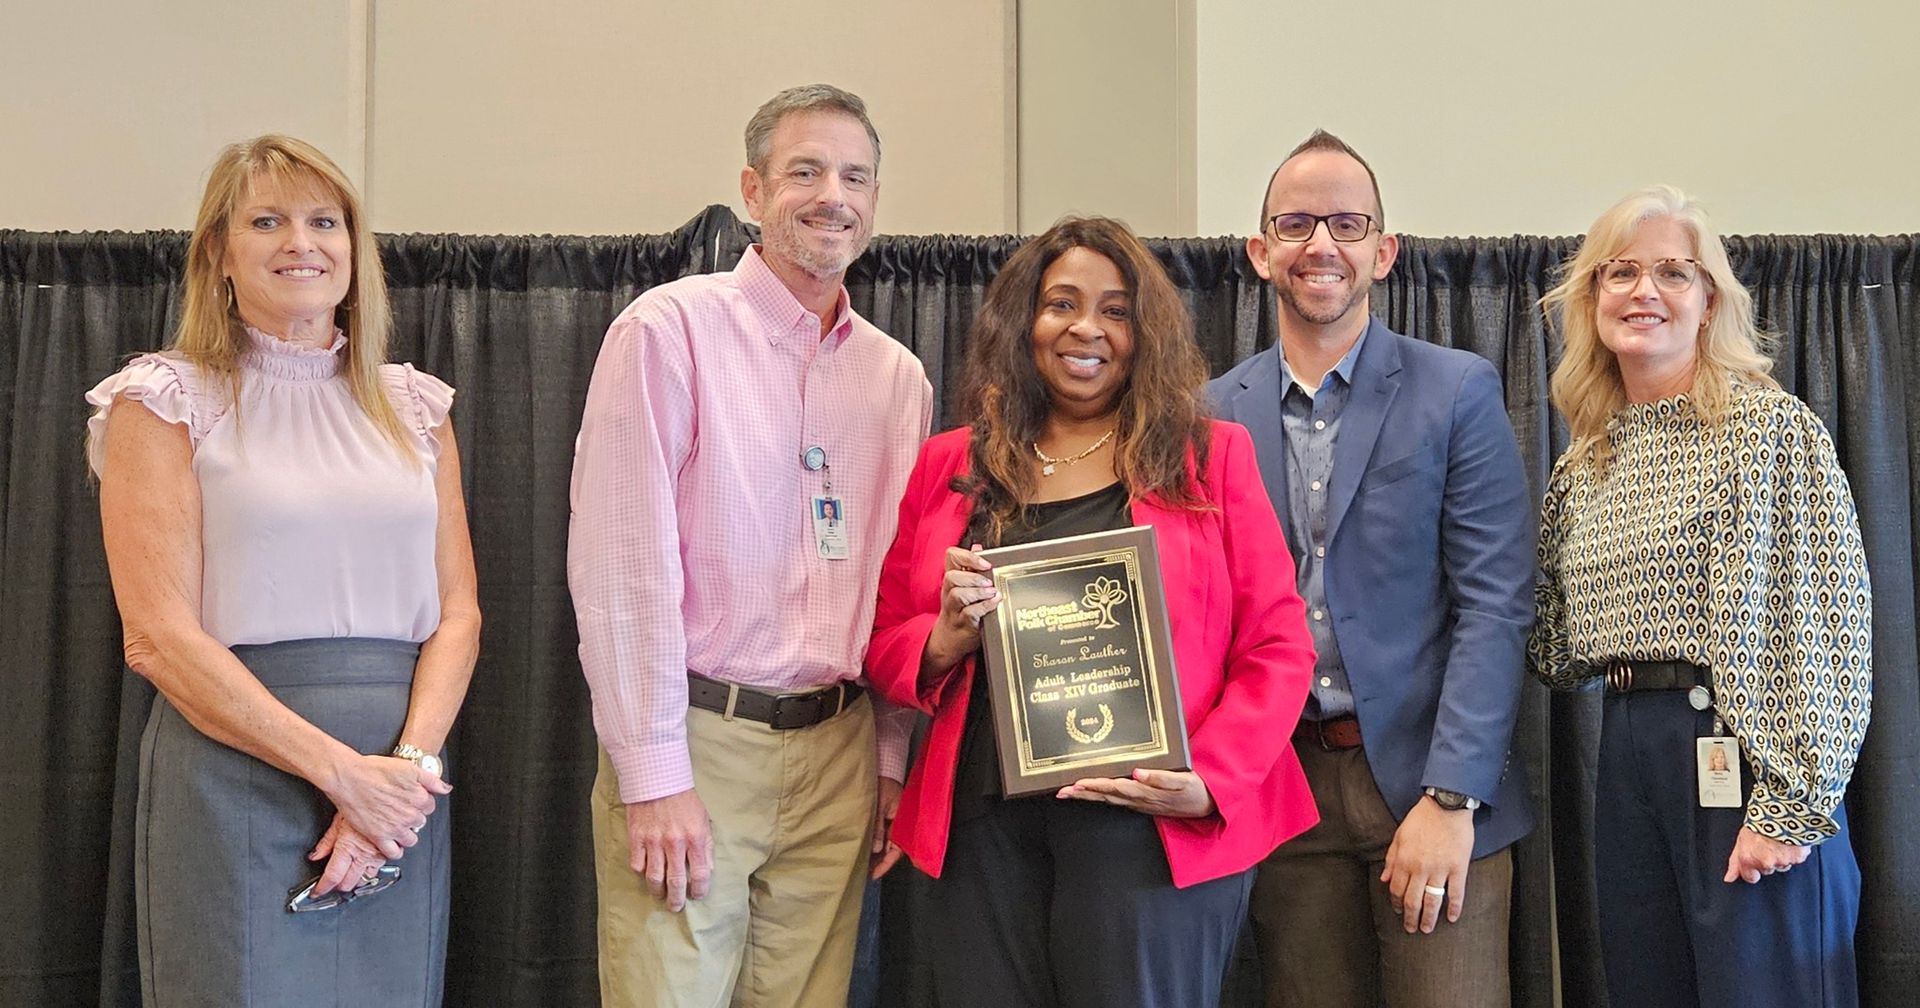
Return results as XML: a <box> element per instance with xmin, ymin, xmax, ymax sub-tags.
<box><xmin>1595</xmin><ymin>690</ymin><xmax>1860</xmax><ymax>1008</ymax></box>
<box><xmin>919</xmin><ymin>797</ymin><xmax>1252</xmax><ymax>1008</ymax></box>
<box><xmin>848</xmin><ymin>878</ymin><xmax>882</xmax><ymax>1008</ymax></box>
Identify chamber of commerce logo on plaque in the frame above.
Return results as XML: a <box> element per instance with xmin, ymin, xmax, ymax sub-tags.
<box><xmin>978</xmin><ymin>526</ymin><xmax>1189</xmax><ymax>797</ymax></box>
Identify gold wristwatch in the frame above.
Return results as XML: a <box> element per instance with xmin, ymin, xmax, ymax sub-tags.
<box><xmin>391</xmin><ymin>743</ymin><xmax>444</xmax><ymax>779</ymax></box>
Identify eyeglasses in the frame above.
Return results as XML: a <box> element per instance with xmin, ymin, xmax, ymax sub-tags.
<box><xmin>1265</xmin><ymin>212</ymin><xmax>1376</xmax><ymax>243</ymax></box>
<box><xmin>1594</xmin><ymin>258</ymin><xmax>1702</xmax><ymax>295</ymax></box>
<box><xmin>286</xmin><ymin>864</ymin><xmax>402</xmax><ymax>913</ymax></box>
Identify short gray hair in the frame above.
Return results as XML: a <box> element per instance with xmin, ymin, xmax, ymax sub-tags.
<box><xmin>744</xmin><ymin>83</ymin><xmax>881</xmax><ymax>174</ymax></box>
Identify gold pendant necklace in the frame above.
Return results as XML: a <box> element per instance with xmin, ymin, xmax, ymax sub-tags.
<box><xmin>1033</xmin><ymin>428</ymin><xmax>1116</xmax><ymax>476</ymax></box>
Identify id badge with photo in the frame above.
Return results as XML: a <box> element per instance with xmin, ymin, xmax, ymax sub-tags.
<box><xmin>812</xmin><ymin>495</ymin><xmax>849</xmax><ymax>560</ymax></box>
<box><xmin>1696</xmin><ymin>736</ymin><xmax>1742</xmax><ymax>808</ymax></box>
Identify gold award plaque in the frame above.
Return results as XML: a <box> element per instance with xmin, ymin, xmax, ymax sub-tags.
<box><xmin>978</xmin><ymin>525</ymin><xmax>1189</xmax><ymax>798</ymax></box>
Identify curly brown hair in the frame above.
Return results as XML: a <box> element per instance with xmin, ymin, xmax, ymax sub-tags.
<box><xmin>956</xmin><ymin>216</ymin><xmax>1213</xmax><ymax>539</ymax></box>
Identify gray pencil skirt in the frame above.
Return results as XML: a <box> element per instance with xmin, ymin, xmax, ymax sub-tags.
<box><xmin>135</xmin><ymin>637</ymin><xmax>450</xmax><ymax>1007</ymax></box>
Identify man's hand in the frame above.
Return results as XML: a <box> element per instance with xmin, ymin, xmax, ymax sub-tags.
<box><xmin>1381</xmin><ymin>795</ymin><xmax>1475</xmax><ymax>934</ymax></box>
<box><xmin>870</xmin><ymin>776</ymin><xmax>904</xmax><ymax>880</ymax></box>
<box><xmin>625</xmin><ymin>788</ymin><xmax>713</xmax><ymax>912</ymax></box>
<box><xmin>1055</xmin><ymin>768</ymin><xmax>1216</xmax><ymax>818</ymax></box>
<box><xmin>1724</xmin><ymin>826</ymin><xmax>1809</xmax><ymax>883</ymax></box>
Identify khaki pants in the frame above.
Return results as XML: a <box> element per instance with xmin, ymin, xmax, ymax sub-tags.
<box><xmin>1251</xmin><ymin>741</ymin><xmax>1512</xmax><ymax>1008</ymax></box>
<box><xmin>593</xmin><ymin>694</ymin><xmax>876</xmax><ymax>1008</ymax></box>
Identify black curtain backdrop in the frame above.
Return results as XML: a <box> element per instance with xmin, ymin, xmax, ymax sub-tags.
<box><xmin>2</xmin><ymin>209</ymin><xmax>1914</xmax><ymax>1007</ymax></box>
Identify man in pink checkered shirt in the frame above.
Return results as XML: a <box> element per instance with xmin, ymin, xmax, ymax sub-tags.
<box><xmin>568</xmin><ymin>84</ymin><xmax>932</xmax><ymax>1008</ymax></box>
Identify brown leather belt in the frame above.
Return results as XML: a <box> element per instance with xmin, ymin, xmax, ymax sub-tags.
<box><xmin>1294</xmin><ymin>714</ymin><xmax>1363</xmax><ymax>751</ymax></box>
<box><xmin>1590</xmin><ymin>660</ymin><xmax>1707</xmax><ymax>693</ymax></box>
<box><xmin>686</xmin><ymin>672</ymin><xmax>863</xmax><ymax>730</ymax></box>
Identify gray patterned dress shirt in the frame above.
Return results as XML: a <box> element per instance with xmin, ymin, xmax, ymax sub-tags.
<box><xmin>1278</xmin><ymin>332</ymin><xmax>1367</xmax><ymax>721</ymax></box>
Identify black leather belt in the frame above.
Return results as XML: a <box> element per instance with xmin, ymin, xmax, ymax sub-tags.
<box><xmin>1591</xmin><ymin>660</ymin><xmax>1707</xmax><ymax>693</ymax></box>
<box><xmin>686</xmin><ymin>672</ymin><xmax>863</xmax><ymax>730</ymax></box>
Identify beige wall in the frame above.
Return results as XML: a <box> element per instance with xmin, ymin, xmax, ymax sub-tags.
<box><xmin>1017</xmin><ymin>0</ymin><xmax>1195</xmax><ymax>235</ymax></box>
<box><xmin>7</xmin><ymin>2</ymin><xmax>1916</xmax><ymax>239</ymax></box>
<box><xmin>371</xmin><ymin>0</ymin><xmax>1015</xmax><ymax>235</ymax></box>
<box><xmin>1194</xmin><ymin>0</ymin><xmax>1920</xmax><ymax>238</ymax></box>
<box><xmin>0</xmin><ymin>1</ymin><xmax>1016</xmax><ymax>236</ymax></box>
<box><xmin>0</xmin><ymin>3</ymin><xmax>362</xmax><ymax>232</ymax></box>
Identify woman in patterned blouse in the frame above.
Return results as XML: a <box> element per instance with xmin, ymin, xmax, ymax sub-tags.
<box><xmin>1531</xmin><ymin>185</ymin><xmax>1870</xmax><ymax>1008</ymax></box>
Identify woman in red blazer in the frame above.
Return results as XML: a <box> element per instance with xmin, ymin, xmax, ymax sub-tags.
<box><xmin>867</xmin><ymin>216</ymin><xmax>1318</xmax><ymax>1008</ymax></box>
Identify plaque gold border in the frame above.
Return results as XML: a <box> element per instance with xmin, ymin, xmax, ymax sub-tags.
<box><xmin>978</xmin><ymin>525</ymin><xmax>1189</xmax><ymax>798</ymax></box>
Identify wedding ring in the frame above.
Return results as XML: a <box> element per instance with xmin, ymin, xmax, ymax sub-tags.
<box><xmin>1423</xmin><ymin>884</ymin><xmax>1447</xmax><ymax>897</ymax></box>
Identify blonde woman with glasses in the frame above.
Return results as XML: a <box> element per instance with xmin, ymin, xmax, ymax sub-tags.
<box><xmin>1530</xmin><ymin>185</ymin><xmax>1869</xmax><ymax>1007</ymax></box>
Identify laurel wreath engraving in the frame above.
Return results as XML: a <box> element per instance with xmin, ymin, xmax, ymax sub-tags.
<box><xmin>1064</xmin><ymin>703</ymin><xmax>1115</xmax><ymax>744</ymax></box>
<box><xmin>1081</xmin><ymin>576</ymin><xmax>1128</xmax><ymax>630</ymax></box>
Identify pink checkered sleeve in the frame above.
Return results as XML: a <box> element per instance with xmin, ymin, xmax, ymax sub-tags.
<box><xmin>873</xmin><ymin>696</ymin><xmax>914</xmax><ymax>783</ymax></box>
<box><xmin>567</xmin><ymin>299</ymin><xmax>699</xmax><ymax>804</ymax></box>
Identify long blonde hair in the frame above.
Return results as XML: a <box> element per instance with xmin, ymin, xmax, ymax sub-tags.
<box><xmin>173</xmin><ymin>134</ymin><xmax>410</xmax><ymax>453</ymax></box>
<box><xmin>1540</xmin><ymin>185</ymin><xmax>1777</xmax><ymax>471</ymax></box>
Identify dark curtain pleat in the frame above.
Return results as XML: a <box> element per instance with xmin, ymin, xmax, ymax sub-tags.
<box><xmin>3</xmin><ymin>211</ymin><xmax>1916</xmax><ymax>1008</ymax></box>
<box><xmin>1733</xmin><ymin>234</ymin><xmax>1920</xmax><ymax>998</ymax></box>
<box><xmin>851</xmin><ymin>233</ymin><xmax>1025</xmax><ymax>430</ymax></box>
<box><xmin>0</xmin><ymin>230</ymin><xmax>190</xmax><ymax>1008</ymax></box>
<box><xmin>380</xmin><ymin>220</ymin><xmax>710</xmax><ymax>1006</ymax></box>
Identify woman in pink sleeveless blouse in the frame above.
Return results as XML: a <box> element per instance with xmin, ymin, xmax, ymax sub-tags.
<box><xmin>86</xmin><ymin>135</ymin><xmax>479</xmax><ymax>1006</ymax></box>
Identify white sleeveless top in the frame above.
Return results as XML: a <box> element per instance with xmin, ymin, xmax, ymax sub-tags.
<box><xmin>86</xmin><ymin>328</ymin><xmax>454</xmax><ymax>646</ymax></box>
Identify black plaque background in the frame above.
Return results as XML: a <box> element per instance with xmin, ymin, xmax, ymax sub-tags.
<box><xmin>979</xmin><ymin>526</ymin><xmax>1188</xmax><ymax>797</ymax></box>
<box><xmin>1005</xmin><ymin>556</ymin><xmax>1157</xmax><ymax>761</ymax></box>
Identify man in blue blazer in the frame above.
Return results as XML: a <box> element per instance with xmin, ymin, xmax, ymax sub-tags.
<box><xmin>1209</xmin><ymin>130</ymin><xmax>1535</xmax><ymax>1008</ymax></box>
